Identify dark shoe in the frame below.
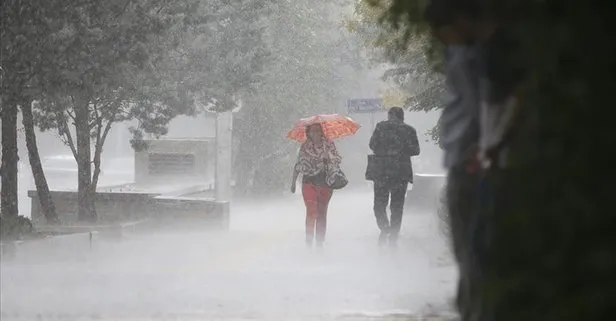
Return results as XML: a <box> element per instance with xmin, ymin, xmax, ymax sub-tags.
<box><xmin>378</xmin><ymin>231</ymin><xmax>389</xmax><ymax>246</ymax></box>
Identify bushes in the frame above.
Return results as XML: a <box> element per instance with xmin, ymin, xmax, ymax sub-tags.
<box><xmin>0</xmin><ymin>215</ymin><xmax>34</xmax><ymax>241</ymax></box>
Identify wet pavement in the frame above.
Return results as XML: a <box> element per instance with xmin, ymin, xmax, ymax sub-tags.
<box><xmin>1</xmin><ymin>190</ymin><xmax>456</xmax><ymax>320</ymax></box>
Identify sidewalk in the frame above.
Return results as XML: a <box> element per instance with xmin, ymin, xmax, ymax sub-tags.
<box><xmin>0</xmin><ymin>189</ymin><xmax>456</xmax><ymax>320</ymax></box>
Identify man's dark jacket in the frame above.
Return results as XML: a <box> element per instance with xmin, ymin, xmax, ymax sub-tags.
<box><xmin>366</xmin><ymin>119</ymin><xmax>420</xmax><ymax>183</ymax></box>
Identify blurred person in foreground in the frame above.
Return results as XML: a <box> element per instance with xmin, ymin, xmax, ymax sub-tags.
<box><xmin>424</xmin><ymin>0</ymin><xmax>488</xmax><ymax>319</ymax></box>
<box><xmin>291</xmin><ymin>124</ymin><xmax>342</xmax><ymax>248</ymax></box>
<box><xmin>425</xmin><ymin>0</ymin><xmax>526</xmax><ymax>320</ymax></box>
<box><xmin>366</xmin><ymin>107</ymin><xmax>420</xmax><ymax>248</ymax></box>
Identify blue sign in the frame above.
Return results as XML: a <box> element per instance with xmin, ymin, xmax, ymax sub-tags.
<box><xmin>346</xmin><ymin>98</ymin><xmax>384</xmax><ymax>114</ymax></box>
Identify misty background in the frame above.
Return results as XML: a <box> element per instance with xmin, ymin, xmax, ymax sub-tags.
<box><xmin>1</xmin><ymin>0</ymin><xmax>451</xmax><ymax>320</ymax></box>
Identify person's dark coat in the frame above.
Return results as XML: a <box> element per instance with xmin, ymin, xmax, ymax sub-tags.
<box><xmin>366</xmin><ymin>119</ymin><xmax>420</xmax><ymax>183</ymax></box>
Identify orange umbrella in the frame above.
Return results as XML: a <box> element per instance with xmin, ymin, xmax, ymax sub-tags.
<box><xmin>287</xmin><ymin>114</ymin><xmax>361</xmax><ymax>142</ymax></box>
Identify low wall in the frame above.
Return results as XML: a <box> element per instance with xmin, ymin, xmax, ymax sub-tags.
<box><xmin>406</xmin><ymin>174</ymin><xmax>447</xmax><ymax>210</ymax></box>
<box><xmin>28</xmin><ymin>190</ymin><xmax>158</xmax><ymax>225</ymax></box>
<box><xmin>28</xmin><ymin>190</ymin><xmax>229</xmax><ymax>230</ymax></box>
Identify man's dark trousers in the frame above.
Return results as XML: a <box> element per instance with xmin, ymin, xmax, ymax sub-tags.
<box><xmin>447</xmin><ymin>164</ymin><xmax>480</xmax><ymax>321</ymax></box>
<box><xmin>373</xmin><ymin>179</ymin><xmax>409</xmax><ymax>239</ymax></box>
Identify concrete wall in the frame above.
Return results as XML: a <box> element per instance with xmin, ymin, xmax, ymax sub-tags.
<box><xmin>28</xmin><ymin>190</ymin><xmax>159</xmax><ymax>225</ymax></box>
<box><xmin>28</xmin><ymin>190</ymin><xmax>228</xmax><ymax>230</ymax></box>
<box><xmin>134</xmin><ymin>139</ymin><xmax>214</xmax><ymax>185</ymax></box>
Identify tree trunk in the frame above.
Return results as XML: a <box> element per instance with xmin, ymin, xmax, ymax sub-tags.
<box><xmin>20</xmin><ymin>97</ymin><xmax>59</xmax><ymax>224</ymax></box>
<box><xmin>74</xmin><ymin>94</ymin><xmax>96</xmax><ymax>222</ymax></box>
<box><xmin>91</xmin><ymin>144</ymin><xmax>102</xmax><ymax>193</ymax></box>
<box><xmin>1</xmin><ymin>97</ymin><xmax>19</xmax><ymax>218</ymax></box>
<box><xmin>91</xmin><ymin>118</ymin><xmax>113</xmax><ymax>194</ymax></box>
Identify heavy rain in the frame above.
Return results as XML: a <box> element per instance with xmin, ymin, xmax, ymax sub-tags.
<box><xmin>3</xmin><ymin>0</ymin><xmax>614</xmax><ymax>321</ymax></box>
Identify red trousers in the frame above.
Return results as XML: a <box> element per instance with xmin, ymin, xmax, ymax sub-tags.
<box><xmin>302</xmin><ymin>183</ymin><xmax>333</xmax><ymax>243</ymax></box>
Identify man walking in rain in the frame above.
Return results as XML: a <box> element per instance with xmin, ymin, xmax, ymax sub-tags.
<box><xmin>366</xmin><ymin>106</ymin><xmax>420</xmax><ymax>247</ymax></box>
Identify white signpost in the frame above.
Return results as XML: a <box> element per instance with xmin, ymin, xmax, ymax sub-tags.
<box><xmin>214</xmin><ymin>110</ymin><xmax>232</xmax><ymax>229</ymax></box>
<box><xmin>215</xmin><ymin>110</ymin><xmax>233</xmax><ymax>203</ymax></box>
<box><xmin>214</xmin><ymin>96</ymin><xmax>242</xmax><ymax>229</ymax></box>
<box><xmin>346</xmin><ymin>98</ymin><xmax>385</xmax><ymax>132</ymax></box>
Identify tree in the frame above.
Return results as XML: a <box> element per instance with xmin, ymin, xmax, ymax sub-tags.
<box><xmin>21</xmin><ymin>98</ymin><xmax>59</xmax><ymax>224</ymax></box>
<box><xmin>372</xmin><ymin>1</ymin><xmax>616</xmax><ymax>320</ymax></box>
<box><xmin>1</xmin><ymin>0</ymin><xmax>69</xmax><ymax>221</ymax></box>
<box><xmin>29</xmin><ymin>0</ymin><xmax>269</xmax><ymax>222</ymax></box>
<box><xmin>346</xmin><ymin>0</ymin><xmax>445</xmax><ymax>142</ymax></box>
<box><xmin>1</xmin><ymin>97</ymin><xmax>19</xmax><ymax>218</ymax></box>
<box><xmin>2</xmin><ymin>0</ymin><xmax>71</xmax><ymax>223</ymax></box>
<box><xmin>23</xmin><ymin>0</ymin><xmax>183</xmax><ymax>222</ymax></box>
<box><xmin>1</xmin><ymin>2</ymin><xmax>22</xmax><ymax>219</ymax></box>
<box><xmin>234</xmin><ymin>0</ymin><xmax>365</xmax><ymax>195</ymax></box>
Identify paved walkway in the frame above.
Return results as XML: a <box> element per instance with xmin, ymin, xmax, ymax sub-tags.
<box><xmin>1</xmin><ymin>190</ymin><xmax>456</xmax><ymax>320</ymax></box>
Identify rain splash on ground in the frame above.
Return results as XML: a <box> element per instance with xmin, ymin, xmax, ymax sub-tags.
<box><xmin>1</xmin><ymin>189</ymin><xmax>456</xmax><ymax>320</ymax></box>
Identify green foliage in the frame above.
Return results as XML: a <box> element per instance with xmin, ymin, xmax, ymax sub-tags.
<box><xmin>1</xmin><ymin>0</ymin><xmax>67</xmax><ymax>95</ymax></box>
<box><xmin>1</xmin><ymin>0</ymin><xmax>71</xmax><ymax>219</ymax></box>
<box><xmin>364</xmin><ymin>0</ymin><xmax>432</xmax><ymax>37</ymax></box>
<box><xmin>348</xmin><ymin>0</ymin><xmax>445</xmax><ymax>133</ymax></box>
<box><xmin>4</xmin><ymin>0</ymin><xmax>271</xmax><ymax>219</ymax></box>
<box><xmin>5</xmin><ymin>0</ymin><xmax>270</xmax><ymax>148</ymax></box>
<box><xmin>0</xmin><ymin>215</ymin><xmax>34</xmax><ymax>241</ymax></box>
<box><xmin>32</xmin><ymin>0</ymin><xmax>260</xmax><ymax>137</ymax></box>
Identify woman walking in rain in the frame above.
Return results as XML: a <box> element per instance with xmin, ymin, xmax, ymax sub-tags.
<box><xmin>291</xmin><ymin>124</ymin><xmax>342</xmax><ymax>248</ymax></box>
<box><xmin>288</xmin><ymin>114</ymin><xmax>357</xmax><ymax>247</ymax></box>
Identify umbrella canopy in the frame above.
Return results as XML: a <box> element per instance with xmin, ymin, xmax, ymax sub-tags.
<box><xmin>287</xmin><ymin>114</ymin><xmax>361</xmax><ymax>142</ymax></box>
